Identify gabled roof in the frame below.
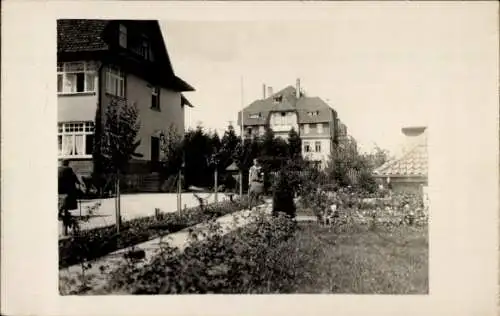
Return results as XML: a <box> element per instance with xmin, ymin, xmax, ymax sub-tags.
<box><xmin>374</xmin><ymin>143</ymin><xmax>428</xmax><ymax>178</ymax></box>
<box><xmin>237</xmin><ymin>85</ymin><xmax>334</xmax><ymax>126</ymax></box>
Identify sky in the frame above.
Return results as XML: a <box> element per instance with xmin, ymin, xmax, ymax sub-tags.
<box><xmin>158</xmin><ymin>7</ymin><xmax>476</xmax><ymax>155</ymax></box>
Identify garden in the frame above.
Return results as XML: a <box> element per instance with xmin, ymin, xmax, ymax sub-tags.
<box><xmin>59</xmin><ymin>100</ymin><xmax>427</xmax><ymax>295</ymax></box>
<box><xmin>60</xmin><ymin>167</ymin><xmax>428</xmax><ymax>295</ymax></box>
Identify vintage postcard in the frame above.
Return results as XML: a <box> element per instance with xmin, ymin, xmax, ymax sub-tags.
<box><xmin>1</xmin><ymin>1</ymin><xmax>498</xmax><ymax>316</ymax></box>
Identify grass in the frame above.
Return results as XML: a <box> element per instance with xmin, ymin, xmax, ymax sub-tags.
<box><xmin>285</xmin><ymin>222</ymin><xmax>428</xmax><ymax>294</ymax></box>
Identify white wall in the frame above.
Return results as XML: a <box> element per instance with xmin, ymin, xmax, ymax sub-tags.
<box><xmin>302</xmin><ymin>137</ymin><xmax>332</xmax><ymax>168</ymax></box>
<box><xmin>269</xmin><ymin>112</ymin><xmax>298</xmax><ymax>133</ymax></box>
<box><xmin>125</xmin><ymin>73</ymin><xmax>184</xmax><ymax>160</ymax></box>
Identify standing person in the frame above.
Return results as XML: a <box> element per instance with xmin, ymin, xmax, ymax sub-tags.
<box><xmin>58</xmin><ymin>159</ymin><xmax>83</xmax><ymax>235</ymax></box>
<box><xmin>248</xmin><ymin>158</ymin><xmax>265</xmax><ymax>210</ymax></box>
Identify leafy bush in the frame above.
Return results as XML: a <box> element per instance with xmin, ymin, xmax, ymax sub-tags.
<box><xmin>272</xmin><ymin>170</ymin><xmax>296</xmax><ymax>218</ymax></box>
<box><xmin>59</xmin><ymin>197</ymin><xmax>250</xmax><ymax>268</ymax></box>
<box><xmin>104</xmin><ymin>212</ymin><xmax>298</xmax><ymax>294</ymax></box>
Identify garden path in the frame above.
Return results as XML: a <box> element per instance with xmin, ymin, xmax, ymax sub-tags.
<box><xmin>59</xmin><ymin>198</ymin><xmax>272</xmax><ymax>295</ymax></box>
<box><xmin>59</xmin><ymin>192</ymin><xmax>231</xmax><ymax>237</ymax></box>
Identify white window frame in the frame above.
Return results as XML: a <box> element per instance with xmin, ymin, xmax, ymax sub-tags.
<box><xmin>249</xmin><ymin>113</ymin><xmax>261</xmax><ymax>119</ymax></box>
<box><xmin>119</xmin><ymin>24</ymin><xmax>128</xmax><ymax>48</ymax></box>
<box><xmin>57</xmin><ymin>61</ymin><xmax>97</xmax><ymax>95</ymax></box>
<box><xmin>317</xmin><ymin>123</ymin><xmax>323</xmax><ymax>134</ymax></box>
<box><xmin>151</xmin><ymin>86</ymin><xmax>160</xmax><ymax>110</ymax></box>
<box><xmin>315</xmin><ymin>141</ymin><xmax>321</xmax><ymax>153</ymax></box>
<box><xmin>304</xmin><ymin>123</ymin><xmax>310</xmax><ymax>134</ymax></box>
<box><xmin>259</xmin><ymin>125</ymin><xmax>265</xmax><ymax>135</ymax></box>
<box><xmin>58</xmin><ymin>121</ymin><xmax>95</xmax><ymax>159</ymax></box>
<box><xmin>105</xmin><ymin>66</ymin><xmax>125</xmax><ymax>98</ymax></box>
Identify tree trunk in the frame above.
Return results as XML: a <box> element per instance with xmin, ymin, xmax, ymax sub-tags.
<box><xmin>115</xmin><ymin>174</ymin><xmax>121</xmax><ymax>233</ymax></box>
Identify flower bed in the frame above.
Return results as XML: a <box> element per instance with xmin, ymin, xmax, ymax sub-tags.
<box><xmin>59</xmin><ymin>197</ymin><xmax>249</xmax><ymax>269</ymax></box>
<box><xmin>97</xmin><ymin>212</ymin><xmax>298</xmax><ymax>294</ymax></box>
<box><xmin>299</xmin><ymin>187</ymin><xmax>428</xmax><ymax>228</ymax></box>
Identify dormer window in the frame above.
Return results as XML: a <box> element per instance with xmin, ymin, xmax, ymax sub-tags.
<box><xmin>249</xmin><ymin>113</ymin><xmax>261</xmax><ymax>119</ymax></box>
<box><xmin>273</xmin><ymin>95</ymin><xmax>283</xmax><ymax>104</ymax></box>
<box><xmin>119</xmin><ymin>24</ymin><xmax>127</xmax><ymax>48</ymax></box>
<box><xmin>307</xmin><ymin>111</ymin><xmax>319</xmax><ymax>117</ymax></box>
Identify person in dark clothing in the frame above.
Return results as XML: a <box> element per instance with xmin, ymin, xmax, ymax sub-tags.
<box><xmin>58</xmin><ymin>159</ymin><xmax>83</xmax><ymax>235</ymax></box>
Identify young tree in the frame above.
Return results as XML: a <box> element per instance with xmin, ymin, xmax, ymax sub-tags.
<box><xmin>159</xmin><ymin>124</ymin><xmax>184</xmax><ymax>192</ymax></box>
<box><xmin>96</xmin><ymin>99</ymin><xmax>142</xmax><ymax>174</ymax></box>
<box><xmin>94</xmin><ymin>99</ymin><xmax>142</xmax><ymax>232</ymax></box>
<box><xmin>220</xmin><ymin>124</ymin><xmax>240</xmax><ymax>168</ymax></box>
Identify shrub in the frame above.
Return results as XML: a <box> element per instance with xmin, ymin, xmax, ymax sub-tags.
<box><xmin>59</xmin><ymin>197</ymin><xmax>250</xmax><ymax>268</ymax></box>
<box><xmin>272</xmin><ymin>170</ymin><xmax>296</xmax><ymax>218</ymax></box>
<box><xmin>104</xmin><ymin>212</ymin><xmax>298</xmax><ymax>294</ymax></box>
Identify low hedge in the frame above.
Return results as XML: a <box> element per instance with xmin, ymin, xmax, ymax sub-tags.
<box><xmin>59</xmin><ymin>197</ymin><xmax>249</xmax><ymax>269</ymax></box>
<box><xmin>102</xmin><ymin>212</ymin><xmax>298</xmax><ymax>294</ymax></box>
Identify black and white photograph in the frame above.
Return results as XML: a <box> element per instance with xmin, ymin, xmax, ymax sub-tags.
<box><xmin>2</xmin><ymin>1</ymin><xmax>498</xmax><ymax>315</ymax></box>
<box><xmin>56</xmin><ymin>17</ymin><xmax>432</xmax><ymax>295</ymax></box>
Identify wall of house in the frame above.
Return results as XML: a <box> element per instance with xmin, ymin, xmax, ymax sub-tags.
<box><xmin>58</xmin><ymin>61</ymin><xmax>100</xmax><ymax>177</ymax></box>
<box><xmin>302</xmin><ymin>137</ymin><xmax>332</xmax><ymax>168</ymax></box>
<box><xmin>125</xmin><ymin>73</ymin><xmax>183</xmax><ymax>161</ymax></box>
<box><xmin>269</xmin><ymin>112</ymin><xmax>298</xmax><ymax>134</ymax></box>
<box><xmin>299</xmin><ymin>122</ymin><xmax>331</xmax><ymax>137</ymax></box>
<box><xmin>58</xmin><ymin>93</ymin><xmax>98</xmax><ymax>123</ymax></box>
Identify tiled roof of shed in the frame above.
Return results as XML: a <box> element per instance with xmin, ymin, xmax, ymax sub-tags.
<box><xmin>57</xmin><ymin>19</ymin><xmax>110</xmax><ymax>53</ymax></box>
<box><xmin>374</xmin><ymin>143</ymin><xmax>428</xmax><ymax>177</ymax></box>
<box><xmin>238</xmin><ymin>85</ymin><xmax>334</xmax><ymax>126</ymax></box>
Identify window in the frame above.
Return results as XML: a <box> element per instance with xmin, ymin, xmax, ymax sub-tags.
<box><xmin>304</xmin><ymin>141</ymin><xmax>311</xmax><ymax>153</ymax></box>
<box><xmin>58</xmin><ymin>121</ymin><xmax>95</xmax><ymax>158</ymax></box>
<box><xmin>273</xmin><ymin>95</ymin><xmax>283</xmax><ymax>104</ymax></box>
<box><xmin>249</xmin><ymin>113</ymin><xmax>261</xmax><ymax>119</ymax></box>
<box><xmin>151</xmin><ymin>86</ymin><xmax>160</xmax><ymax>110</ymax></box>
<box><xmin>317</xmin><ymin>123</ymin><xmax>323</xmax><ymax>133</ymax></box>
<box><xmin>119</xmin><ymin>24</ymin><xmax>127</xmax><ymax>48</ymax></box>
<box><xmin>315</xmin><ymin>141</ymin><xmax>321</xmax><ymax>152</ymax></box>
<box><xmin>141</xmin><ymin>39</ymin><xmax>150</xmax><ymax>60</ymax></box>
<box><xmin>105</xmin><ymin>66</ymin><xmax>125</xmax><ymax>97</ymax></box>
<box><xmin>304</xmin><ymin>123</ymin><xmax>310</xmax><ymax>134</ymax></box>
<box><xmin>259</xmin><ymin>126</ymin><xmax>265</xmax><ymax>135</ymax></box>
<box><xmin>151</xmin><ymin>136</ymin><xmax>160</xmax><ymax>162</ymax></box>
<box><xmin>57</xmin><ymin>62</ymin><xmax>96</xmax><ymax>94</ymax></box>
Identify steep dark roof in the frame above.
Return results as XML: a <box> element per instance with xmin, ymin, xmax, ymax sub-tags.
<box><xmin>181</xmin><ymin>94</ymin><xmax>194</xmax><ymax>108</ymax></box>
<box><xmin>57</xmin><ymin>19</ymin><xmax>110</xmax><ymax>53</ymax></box>
<box><xmin>238</xmin><ymin>85</ymin><xmax>334</xmax><ymax>126</ymax></box>
<box><xmin>57</xmin><ymin>19</ymin><xmax>195</xmax><ymax>92</ymax></box>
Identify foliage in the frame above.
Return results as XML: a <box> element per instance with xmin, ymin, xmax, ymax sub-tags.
<box><xmin>287</xmin><ymin>128</ymin><xmax>302</xmax><ymax>159</ymax></box>
<box><xmin>159</xmin><ymin>124</ymin><xmax>184</xmax><ymax>183</ymax></box>
<box><xmin>325</xmin><ymin>142</ymin><xmax>391</xmax><ymax>193</ymax></box>
<box><xmin>183</xmin><ymin>126</ymin><xmax>215</xmax><ymax>188</ymax></box>
<box><xmin>59</xmin><ymin>197</ymin><xmax>250</xmax><ymax>269</ymax></box>
<box><xmin>104</xmin><ymin>212</ymin><xmax>298</xmax><ymax>294</ymax></box>
<box><xmin>94</xmin><ymin>99</ymin><xmax>142</xmax><ymax>176</ymax></box>
<box><xmin>271</xmin><ymin>169</ymin><xmax>296</xmax><ymax>218</ymax></box>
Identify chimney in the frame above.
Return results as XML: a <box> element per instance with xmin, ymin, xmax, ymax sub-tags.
<box><xmin>262</xmin><ymin>83</ymin><xmax>267</xmax><ymax>99</ymax></box>
<box><xmin>401</xmin><ymin>126</ymin><xmax>427</xmax><ymax>153</ymax></box>
<box><xmin>267</xmin><ymin>86</ymin><xmax>273</xmax><ymax>97</ymax></box>
<box><xmin>296</xmin><ymin>78</ymin><xmax>301</xmax><ymax>98</ymax></box>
